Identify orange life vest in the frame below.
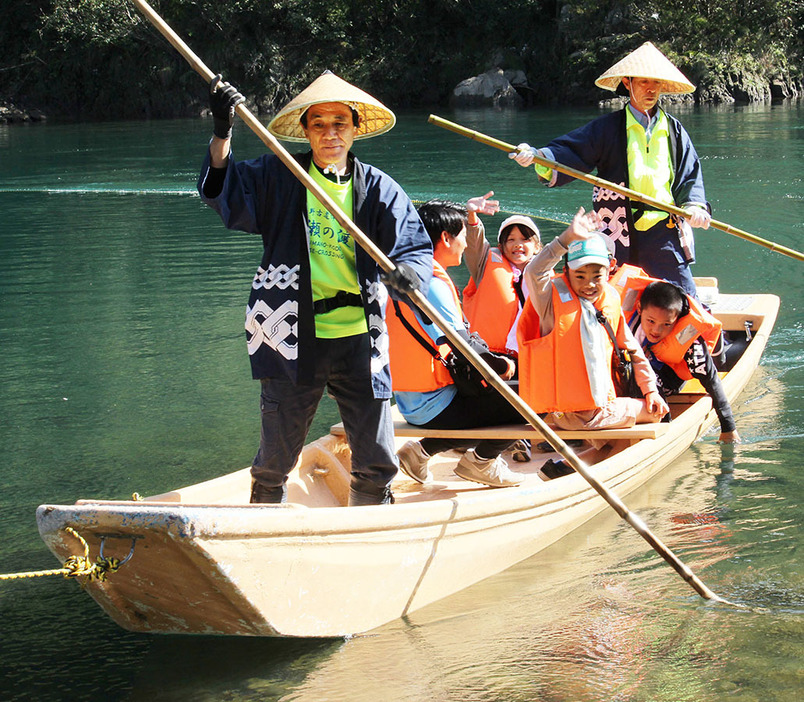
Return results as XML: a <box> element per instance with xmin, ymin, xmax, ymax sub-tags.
<box><xmin>612</xmin><ymin>271</ymin><xmax>723</xmax><ymax>381</ymax></box>
<box><xmin>462</xmin><ymin>248</ymin><xmax>519</xmax><ymax>354</ymax></box>
<box><xmin>517</xmin><ymin>276</ymin><xmax>621</xmax><ymax>413</ymax></box>
<box><xmin>609</xmin><ymin>263</ymin><xmax>653</xmax><ymax>319</ymax></box>
<box><xmin>386</xmin><ymin>263</ymin><xmax>458</xmax><ymax>392</ymax></box>
<box><xmin>649</xmin><ymin>295</ymin><xmax>722</xmax><ymax>380</ymax></box>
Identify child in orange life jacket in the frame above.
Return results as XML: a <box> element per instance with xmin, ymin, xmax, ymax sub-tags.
<box><xmin>518</xmin><ymin>208</ymin><xmax>669</xmax><ymax>476</ymax></box>
<box><xmin>386</xmin><ymin>199</ymin><xmax>526</xmax><ymax>488</ymax></box>
<box><xmin>461</xmin><ymin>191</ymin><xmax>542</xmax><ymax>463</ymax></box>
<box><xmin>635</xmin><ymin>281</ymin><xmax>740</xmax><ymax>443</ymax></box>
<box><xmin>462</xmin><ymin>190</ymin><xmax>541</xmax><ymax>359</ymax></box>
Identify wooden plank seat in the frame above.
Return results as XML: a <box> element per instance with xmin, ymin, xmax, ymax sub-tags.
<box><xmin>330</xmin><ymin>407</ymin><xmax>670</xmax><ymax>442</ymax></box>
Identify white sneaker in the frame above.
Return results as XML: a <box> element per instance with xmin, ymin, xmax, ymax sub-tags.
<box><xmin>454</xmin><ymin>450</ymin><xmax>524</xmax><ymax>487</ymax></box>
<box><xmin>397</xmin><ymin>441</ymin><xmax>432</xmax><ymax>483</ymax></box>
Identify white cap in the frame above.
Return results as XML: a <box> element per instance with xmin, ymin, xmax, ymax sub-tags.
<box><xmin>497</xmin><ymin>214</ymin><xmax>541</xmax><ymax>247</ymax></box>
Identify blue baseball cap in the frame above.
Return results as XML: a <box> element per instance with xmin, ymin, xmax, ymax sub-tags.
<box><xmin>566</xmin><ymin>235</ymin><xmax>611</xmax><ymax>270</ymax></box>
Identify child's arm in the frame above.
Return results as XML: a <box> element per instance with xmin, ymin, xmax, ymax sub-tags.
<box><xmin>523</xmin><ymin>207</ymin><xmax>603</xmax><ymax>330</ymax></box>
<box><xmin>522</xmin><ymin>238</ymin><xmax>564</xmax><ymax>334</ymax></box>
<box><xmin>684</xmin><ymin>337</ymin><xmax>740</xmax><ymax>443</ymax></box>
<box><xmin>464</xmin><ymin>192</ymin><xmax>497</xmax><ymax>284</ymax></box>
<box><xmin>619</xmin><ymin>319</ymin><xmax>668</xmax><ymax>418</ymax></box>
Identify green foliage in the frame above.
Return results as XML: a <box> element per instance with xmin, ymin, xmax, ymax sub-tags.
<box><xmin>41</xmin><ymin>0</ymin><xmax>139</xmax><ymax>46</ymax></box>
<box><xmin>1</xmin><ymin>0</ymin><xmax>801</xmax><ymax>119</ymax></box>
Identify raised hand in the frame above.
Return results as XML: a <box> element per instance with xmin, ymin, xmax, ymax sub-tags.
<box><xmin>467</xmin><ymin>191</ymin><xmax>500</xmax><ymax>217</ymax></box>
<box><xmin>559</xmin><ymin>207</ymin><xmax>605</xmax><ymax>246</ymax></box>
<box><xmin>209</xmin><ymin>74</ymin><xmax>245</xmax><ymax>140</ymax></box>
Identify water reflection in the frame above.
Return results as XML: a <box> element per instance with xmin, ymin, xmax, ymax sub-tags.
<box><xmin>127</xmin><ymin>636</ymin><xmax>342</xmax><ymax>701</ymax></box>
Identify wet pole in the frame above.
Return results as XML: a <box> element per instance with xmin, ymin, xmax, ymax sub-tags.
<box><xmin>129</xmin><ymin>0</ymin><xmax>739</xmax><ymax>605</ymax></box>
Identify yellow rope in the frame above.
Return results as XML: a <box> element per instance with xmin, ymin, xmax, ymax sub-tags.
<box><xmin>0</xmin><ymin>527</ymin><xmax>124</xmax><ymax>583</ymax></box>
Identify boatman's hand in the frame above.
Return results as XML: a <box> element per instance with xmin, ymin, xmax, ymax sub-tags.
<box><xmin>508</xmin><ymin>143</ymin><xmax>541</xmax><ymax>168</ymax></box>
<box><xmin>683</xmin><ymin>205</ymin><xmax>711</xmax><ymax>229</ymax></box>
<box><xmin>381</xmin><ymin>263</ymin><xmax>419</xmax><ymax>293</ymax></box>
<box><xmin>209</xmin><ymin>74</ymin><xmax>245</xmax><ymax>140</ymax></box>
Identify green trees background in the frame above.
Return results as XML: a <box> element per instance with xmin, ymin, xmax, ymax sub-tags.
<box><xmin>2</xmin><ymin>0</ymin><xmax>802</xmax><ymax>120</ymax></box>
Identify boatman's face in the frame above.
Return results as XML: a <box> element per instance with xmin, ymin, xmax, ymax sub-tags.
<box><xmin>303</xmin><ymin>102</ymin><xmax>357</xmax><ymax>172</ymax></box>
<box><xmin>624</xmin><ymin>77</ymin><xmax>662</xmax><ymax>114</ymax></box>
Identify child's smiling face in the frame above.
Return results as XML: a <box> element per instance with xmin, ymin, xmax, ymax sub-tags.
<box><xmin>568</xmin><ymin>263</ymin><xmax>609</xmax><ymax>301</ymax></box>
<box><xmin>639</xmin><ymin>304</ymin><xmax>680</xmax><ymax>343</ymax></box>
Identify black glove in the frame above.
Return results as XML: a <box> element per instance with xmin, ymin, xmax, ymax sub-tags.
<box><xmin>480</xmin><ymin>350</ymin><xmax>516</xmax><ymax>379</ymax></box>
<box><xmin>209</xmin><ymin>74</ymin><xmax>245</xmax><ymax>140</ymax></box>
<box><xmin>381</xmin><ymin>263</ymin><xmax>420</xmax><ymax>293</ymax></box>
<box><xmin>451</xmin><ymin>330</ymin><xmax>515</xmax><ymax>379</ymax></box>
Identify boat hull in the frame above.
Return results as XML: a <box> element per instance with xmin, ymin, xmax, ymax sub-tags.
<box><xmin>36</xmin><ymin>294</ymin><xmax>779</xmax><ymax>637</ymax></box>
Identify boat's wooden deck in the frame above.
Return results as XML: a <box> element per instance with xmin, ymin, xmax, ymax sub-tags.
<box><xmin>331</xmin><ymin>409</ymin><xmax>670</xmax><ymax>442</ymax></box>
<box><xmin>326</xmin><ymin>383</ymin><xmax>706</xmax><ymax>502</ymax></box>
<box><xmin>331</xmin><ymin>406</ymin><xmax>677</xmax><ymax>503</ymax></box>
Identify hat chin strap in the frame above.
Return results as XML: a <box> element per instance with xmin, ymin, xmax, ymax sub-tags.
<box><xmin>624</xmin><ymin>77</ymin><xmax>656</xmax><ymax>118</ymax></box>
<box><xmin>323</xmin><ymin>162</ymin><xmax>344</xmax><ymax>185</ymax></box>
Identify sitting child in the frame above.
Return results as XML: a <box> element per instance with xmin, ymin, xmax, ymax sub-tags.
<box><xmin>461</xmin><ymin>191</ymin><xmax>543</xmax><ymax>463</ymax></box>
<box><xmin>462</xmin><ymin>191</ymin><xmax>542</xmax><ymax>358</ymax></box>
<box><xmin>633</xmin><ymin>281</ymin><xmax>739</xmax><ymax>443</ymax></box>
<box><xmin>386</xmin><ymin>199</ymin><xmax>526</xmax><ymax>488</ymax></box>
<box><xmin>517</xmin><ymin>208</ymin><xmax>669</xmax><ymax>478</ymax></box>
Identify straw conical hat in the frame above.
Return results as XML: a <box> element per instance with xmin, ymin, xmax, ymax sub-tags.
<box><xmin>595</xmin><ymin>41</ymin><xmax>695</xmax><ymax>94</ymax></box>
<box><xmin>268</xmin><ymin>71</ymin><xmax>396</xmax><ymax>142</ymax></box>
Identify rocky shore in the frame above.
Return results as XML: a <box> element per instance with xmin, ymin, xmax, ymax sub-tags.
<box><xmin>0</xmin><ymin>100</ymin><xmax>47</xmax><ymax>124</ymax></box>
<box><xmin>3</xmin><ymin>69</ymin><xmax>800</xmax><ymax>124</ymax></box>
<box><xmin>451</xmin><ymin>67</ymin><xmax>802</xmax><ymax>108</ymax></box>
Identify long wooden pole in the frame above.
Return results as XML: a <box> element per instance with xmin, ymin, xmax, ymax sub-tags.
<box><xmin>429</xmin><ymin>114</ymin><xmax>804</xmax><ymax>263</ymax></box>
<box><xmin>130</xmin><ymin>0</ymin><xmax>737</xmax><ymax>605</ymax></box>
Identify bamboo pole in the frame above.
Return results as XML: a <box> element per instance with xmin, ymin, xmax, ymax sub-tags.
<box><xmin>129</xmin><ymin>0</ymin><xmax>738</xmax><ymax>605</ymax></box>
<box><xmin>428</xmin><ymin>114</ymin><xmax>804</xmax><ymax>263</ymax></box>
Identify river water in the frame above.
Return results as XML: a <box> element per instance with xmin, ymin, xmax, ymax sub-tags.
<box><xmin>1</xmin><ymin>102</ymin><xmax>802</xmax><ymax>701</ymax></box>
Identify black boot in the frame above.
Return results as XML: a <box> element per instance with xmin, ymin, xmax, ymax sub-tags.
<box><xmin>511</xmin><ymin>439</ymin><xmax>532</xmax><ymax>463</ymax></box>
<box><xmin>250</xmin><ymin>481</ymin><xmax>286</xmax><ymax>504</ymax></box>
<box><xmin>540</xmin><ymin>459</ymin><xmax>575</xmax><ymax>480</ymax></box>
<box><xmin>348</xmin><ymin>487</ymin><xmax>394</xmax><ymax>506</ymax></box>
<box><xmin>348</xmin><ymin>474</ymin><xmax>395</xmax><ymax>506</ymax></box>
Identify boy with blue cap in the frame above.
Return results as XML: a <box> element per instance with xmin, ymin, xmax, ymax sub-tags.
<box><xmin>517</xmin><ymin>208</ymin><xmax>668</xmax><ymax>477</ymax></box>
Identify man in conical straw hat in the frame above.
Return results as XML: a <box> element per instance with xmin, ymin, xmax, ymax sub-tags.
<box><xmin>511</xmin><ymin>41</ymin><xmax>711</xmax><ymax>298</ymax></box>
<box><xmin>198</xmin><ymin>71</ymin><xmax>433</xmax><ymax>506</ymax></box>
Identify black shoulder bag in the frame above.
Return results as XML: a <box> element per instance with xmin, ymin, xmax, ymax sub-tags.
<box><xmin>391</xmin><ymin>301</ymin><xmax>494</xmax><ymax>397</ymax></box>
<box><xmin>595</xmin><ymin>309</ymin><xmax>642</xmax><ymax>398</ymax></box>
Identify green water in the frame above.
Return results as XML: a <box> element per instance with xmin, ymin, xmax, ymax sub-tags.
<box><xmin>1</xmin><ymin>103</ymin><xmax>802</xmax><ymax>701</ymax></box>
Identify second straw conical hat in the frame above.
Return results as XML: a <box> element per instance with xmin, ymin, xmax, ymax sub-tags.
<box><xmin>267</xmin><ymin>71</ymin><xmax>396</xmax><ymax>143</ymax></box>
<box><xmin>595</xmin><ymin>41</ymin><xmax>695</xmax><ymax>94</ymax></box>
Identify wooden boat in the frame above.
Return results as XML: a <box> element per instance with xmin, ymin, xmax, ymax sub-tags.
<box><xmin>36</xmin><ymin>286</ymin><xmax>779</xmax><ymax>638</ymax></box>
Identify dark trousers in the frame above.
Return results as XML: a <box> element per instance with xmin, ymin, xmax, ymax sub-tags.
<box><xmin>419</xmin><ymin>388</ymin><xmax>525</xmax><ymax>460</ymax></box>
<box><xmin>251</xmin><ymin>333</ymin><xmax>397</xmax><ymax>500</ymax></box>
<box><xmin>623</xmin><ymin>219</ymin><xmax>697</xmax><ymax>298</ymax></box>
